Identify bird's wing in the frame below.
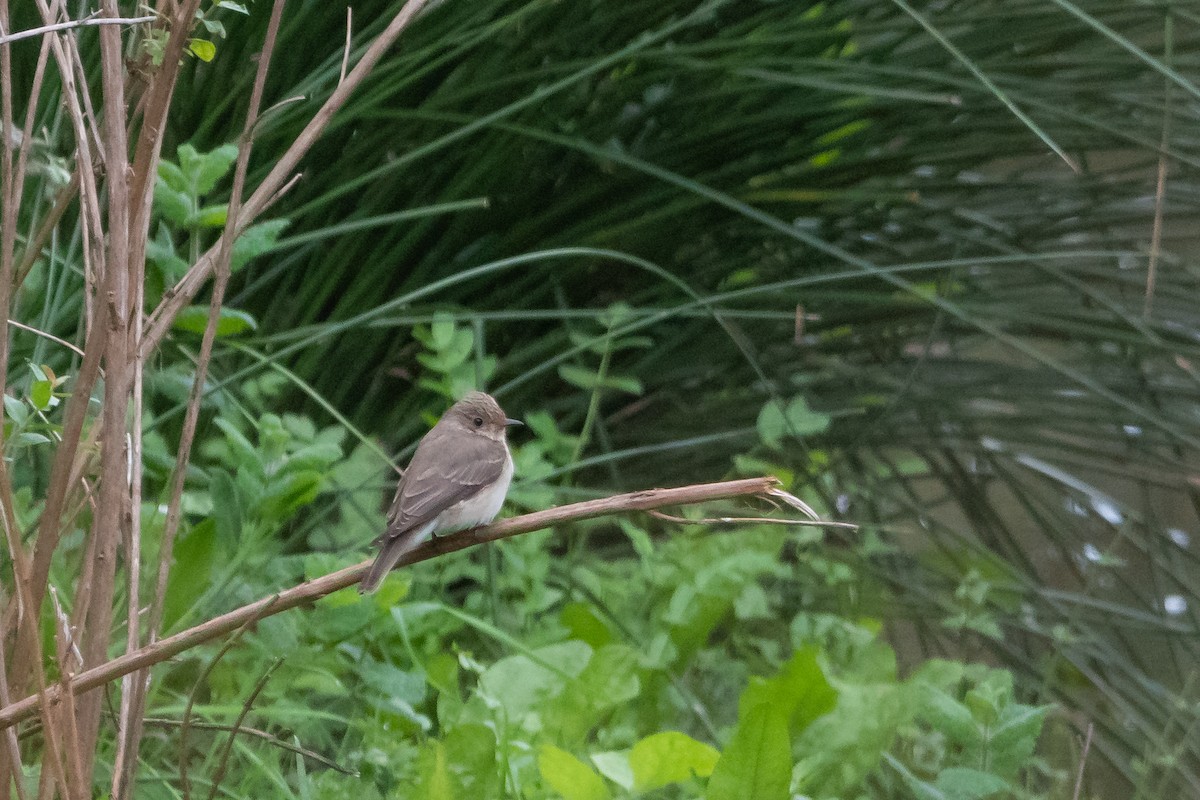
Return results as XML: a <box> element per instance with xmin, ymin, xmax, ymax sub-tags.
<box><xmin>374</xmin><ymin>429</ymin><xmax>506</xmax><ymax>545</ymax></box>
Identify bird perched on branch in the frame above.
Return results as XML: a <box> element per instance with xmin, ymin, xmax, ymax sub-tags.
<box><xmin>359</xmin><ymin>391</ymin><xmax>521</xmax><ymax>594</ymax></box>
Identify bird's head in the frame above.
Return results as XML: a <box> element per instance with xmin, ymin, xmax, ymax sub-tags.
<box><xmin>445</xmin><ymin>391</ymin><xmax>522</xmax><ymax>440</ymax></box>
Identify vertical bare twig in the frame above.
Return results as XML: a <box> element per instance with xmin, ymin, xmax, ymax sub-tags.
<box><xmin>70</xmin><ymin>2</ymin><xmax>135</xmax><ymax>792</ymax></box>
<box><xmin>0</xmin><ymin>591</ymin><xmax>28</xmax><ymax>800</ymax></box>
<box><xmin>0</xmin><ymin>3</ymin><xmax>80</xmax><ymax>796</ymax></box>
<box><xmin>112</xmin><ymin>2</ymin><xmax>289</xmax><ymax>795</ymax></box>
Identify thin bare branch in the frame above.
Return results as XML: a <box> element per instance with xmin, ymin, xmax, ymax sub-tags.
<box><xmin>647</xmin><ymin>509</ymin><xmax>859</xmax><ymax>531</ymax></box>
<box><xmin>5</xmin><ymin>319</ymin><xmax>88</xmax><ymax>360</ymax></box>
<box><xmin>0</xmin><ymin>477</ymin><xmax>790</xmax><ymax>730</ymax></box>
<box><xmin>0</xmin><ymin>14</ymin><xmax>155</xmax><ymax>46</ymax></box>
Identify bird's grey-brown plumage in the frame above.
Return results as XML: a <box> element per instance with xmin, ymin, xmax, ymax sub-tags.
<box><xmin>360</xmin><ymin>392</ymin><xmax>517</xmax><ymax>594</ymax></box>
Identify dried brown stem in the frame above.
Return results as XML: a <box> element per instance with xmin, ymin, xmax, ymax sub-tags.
<box><xmin>114</xmin><ymin>5</ymin><xmax>289</xmax><ymax>794</ymax></box>
<box><xmin>0</xmin><ymin>477</ymin><xmax>786</xmax><ymax>730</ymax></box>
<box><xmin>69</xmin><ymin>2</ymin><xmax>134</xmax><ymax>791</ymax></box>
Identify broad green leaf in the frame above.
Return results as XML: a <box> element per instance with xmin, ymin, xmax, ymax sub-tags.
<box><xmin>157</xmin><ymin>160</ymin><xmax>187</xmax><ymax>193</ymax></box>
<box><xmin>182</xmin><ymin>143</ymin><xmax>238</xmax><ymax>195</ymax></box>
<box><xmin>739</xmin><ymin>646</ymin><xmax>837</xmax><ymax>734</ymax></box>
<box><xmin>935</xmin><ymin>767</ymin><xmax>1012</xmax><ymax>799</ymax></box>
<box><xmin>918</xmin><ymin>685</ymin><xmax>980</xmax><ymax>747</ymax></box>
<box><xmin>706</xmin><ymin>704</ymin><xmax>791</xmax><ymax>800</ymax></box>
<box><xmin>216</xmin><ymin>0</ymin><xmax>249</xmax><ymax>12</ymax></box>
<box><xmin>630</xmin><ymin>731</ymin><xmax>719</xmax><ymax>792</ymax></box>
<box><xmin>3</xmin><ymin>394</ymin><xmax>27</xmax><ymax>425</ymax></box>
<box><xmin>172</xmin><ymin>305</ymin><xmax>258</xmax><ymax>337</ymax></box>
<box><xmin>476</xmin><ymin>640</ymin><xmax>591</xmax><ymax>725</ymax></box>
<box><xmin>442</xmin><ymin>724</ymin><xmax>499</xmax><ymax>798</ymax></box>
<box><xmin>590</xmin><ymin>751</ymin><xmax>633</xmax><ymax>791</ymax></box>
<box><xmin>757</xmin><ymin>395</ymin><xmax>830</xmax><ymax>448</ymax></box>
<box><xmin>261</xmin><ymin>469</ymin><xmax>323</xmax><ymax>520</ymax></box>
<box><xmin>12</xmin><ymin>432</ymin><xmax>51</xmax><ymax>447</ymax></box>
<box><xmin>153</xmin><ymin>179</ymin><xmax>193</xmax><ymax>226</ymax></box>
<box><xmin>186</xmin><ymin>38</ymin><xmax>216</xmax><ymax>61</ymax></box>
<box><xmin>231</xmin><ymin>219</ymin><xmax>289</xmax><ymax>270</ymax></box>
<box><xmin>189</xmin><ymin>203</ymin><xmax>228</xmax><ymax>228</ymax></box>
<box><xmin>986</xmin><ymin>703</ymin><xmax>1049</xmax><ymax>777</ymax></box>
<box><xmin>431</xmin><ymin>313</ymin><xmax>456</xmax><ymax>350</ymax></box>
<box><xmin>560</xmin><ymin>602</ymin><xmax>612</xmax><ymax>649</ymax></box>
<box><xmin>558</xmin><ymin>364</ymin><xmax>643</xmax><ymax>395</ymax></box>
<box><xmin>163</xmin><ymin>519</ymin><xmax>216</xmax><ymax>630</ymax></box>
<box><xmin>539</xmin><ymin>745</ymin><xmax>611</xmax><ymax>800</ymax></box>
<box><xmin>200</xmin><ymin>18</ymin><xmax>226</xmax><ymax>37</ymax></box>
<box><xmin>416</xmin><ymin>740</ymin><xmax>452</xmax><ymax>800</ymax></box>
<box><xmin>30</xmin><ymin>380</ymin><xmax>52</xmax><ymax>411</ymax></box>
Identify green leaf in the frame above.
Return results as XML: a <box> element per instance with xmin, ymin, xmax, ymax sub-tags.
<box><xmin>153</xmin><ymin>178</ymin><xmax>193</xmax><ymax>226</ymax></box>
<box><xmin>934</xmin><ymin>767</ymin><xmax>1012</xmax><ymax>800</ymax></box>
<box><xmin>163</xmin><ymin>519</ymin><xmax>216</xmax><ymax>629</ymax></box>
<box><xmin>557</xmin><ymin>364</ymin><xmax>644</xmax><ymax>395</ymax></box>
<box><xmin>216</xmin><ymin>0</ymin><xmax>249</xmax><ymax>12</ymax></box>
<box><xmin>231</xmin><ymin>219</ymin><xmax>289</xmax><ymax>271</ymax></box>
<box><xmin>706</xmin><ymin>704</ymin><xmax>791</xmax><ymax>800</ymax></box>
<box><xmin>187</xmin><ymin>38</ymin><xmax>216</xmax><ymax>61</ymax></box>
<box><xmin>157</xmin><ymin>160</ymin><xmax>187</xmax><ymax>193</ymax></box>
<box><xmin>2</xmin><ymin>395</ymin><xmax>27</xmax><ymax>425</ymax></box>
<box><xmin>172</xmin><ymin>305</ymin><xmax>258</xmax><ymax>337</ymax></box>
<box><xmin>918</xmin><ymin>685</ymin><xmax>981</xmax><ymax>747</ymax></box>
<box><xmin>12</xmin><ymin>432</ymin><xmax>51</xmax><ymax>447</ymax></box>
<box><xmin>590</xmin><ymin>751</ymin><xmax>633</xmax><ymax>791</ymax></box>
<box><xmin>630</xmin><ymin>731</ymin><xmax>719</xmax><ymax>792</ymax></box>
<box><xmin>146</xmin><ymin>222</ymin><xmax>190</xmax><ymax>278</ymax></box>
<box><xmin>209</xmin><ymin>471</ymin><xmax>242</xmax><ymax>546</ymax></box>
<box><xmin>739</xmin><ymin>646</ymin><xmax>838</xmax><ymax>734</ymax></box>
<box><xmin>261</xmin><ymin>469</ymin><xmax>323</xmax><ymax>520</ymax></box>
<box><xmin>30</xmin><ymin>380</ymin><xmax>53</xmax><ymax>411</ymax></box>
<box><xmin>188</xmin><ymin>203</ymin><xmax>228</xmax><ymax>228</ymax></box>
<box><xmin>756</xmin><ymin>395</ymin><xmax>831</xmax><ymax>448</ymax></box>
<box><xmin>987</xmin><ymin>703</ymin><xmax>1050</xmax><ymax>777</ymax></box>
<box><xmin>200</xmin><ymin>17</ymin><xmax>226</xmax><ymax>37</ymax></box>
<box><xmin>183</xmin><ymin>143</ymin><xmax>239</xmax><ymax>196</ymax></box>
<box><xmin>539</xmin><ymin>745</ymin><xmax>611</xmax><ymax>800</ymax></box>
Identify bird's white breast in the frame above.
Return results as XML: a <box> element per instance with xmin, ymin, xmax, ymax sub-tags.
<box><xmin>435</xmin><ymin>445</ymin><xmax>514</xmax><ymax>531</ymax></box>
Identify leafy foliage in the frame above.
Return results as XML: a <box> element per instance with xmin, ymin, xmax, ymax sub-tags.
<box><xmin>4</xmin><ymin>0</ymin><xmax>1199</xmax><ymax>797</ymax></box>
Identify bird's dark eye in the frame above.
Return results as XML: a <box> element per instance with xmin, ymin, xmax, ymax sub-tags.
<box><xmin>473</xmin><ymin>417</ymin><xmax>483</xmax><ymax>427</ymax></box>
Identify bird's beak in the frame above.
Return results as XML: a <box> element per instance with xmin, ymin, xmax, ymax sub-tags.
<box><xmin>505</xmin><ymin>418</ymin><xmax>524</xmax><ymax>427</ymax></box>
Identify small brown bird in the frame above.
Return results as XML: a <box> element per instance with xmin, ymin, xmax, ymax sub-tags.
<box><xmin>359</xmin><ymin>391</ymin><xmax>520</xmax><ymax>594</ymax></box>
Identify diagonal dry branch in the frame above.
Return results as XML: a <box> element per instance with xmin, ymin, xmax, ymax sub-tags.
<box><xmin>0</xmin><ymin>476</ymin><xmax>848</xmax><ymax>731</ymax></box>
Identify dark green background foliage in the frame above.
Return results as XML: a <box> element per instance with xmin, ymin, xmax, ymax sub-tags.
<box><xmin>6</xmin><ymin>0</ymin><xmax>1200</xmax><ymax>797</ymax></box>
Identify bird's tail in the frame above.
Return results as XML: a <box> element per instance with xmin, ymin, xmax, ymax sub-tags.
<box><xmin>359</xmin><ymin>522</ymin><xmax>433</xmax><ymax>594</ymax></box>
